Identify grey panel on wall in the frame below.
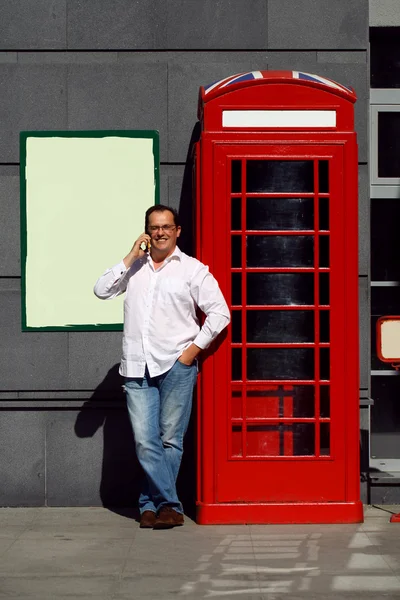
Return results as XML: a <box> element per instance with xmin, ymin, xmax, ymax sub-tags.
<box><xmin>46</xmin><ymin>408</ymin><xmax>140</xmax><ymax>506</ymax></box>
<box><xmin>0</xmin><ymin>285</ymin><xmax>69</xmax><ymax>390</ymax></box>
<box><xmin>267</xmin><ymin>0</ymin><xmax>368</xmax><ymax>50</ymax></box>
<box><xmin>0</xmin><ymin>0</ymin><xmax>66</xmax><ymax>50</ymax></box>
<box><xmin>166</xmin><ymin>0</ymin><xmax>268</xmax><ymax>49</ymax></box>
<box><xmin>67</xmin><ymin>64</ymin><xmax>168</xmax><ymax>160</ymax></box>
<box><xmin>358</xmin><ymin>165</ymin><xmax>369</xmax><ymax>277</ymax></box>
<box><xmin>67</xmin><ymin>0</ymin><xmax>168</xmax><ymax>49</ymax></box>
<box><xmin>0</xmin><ymin>65</ymin><xmax>67</xmax><ymax>163</ymax></box>
<box><xmin>0</xmin><ymin>411</ymin><xmax>45</xmax><ymax>506</ymax></box>
<box><xmin>67</xmin><ymin>332</ymin><xmax>122</xmax><ymax>390</ymax></box>
<box><xmin>0</xmin><ymin>173</ymin><xmax>19</xmax><ymax>277</ymax></box>
<box><xmin>167</xmin><ymin>56</ymin><xmax>267</xmax><ymax>162</ymax></box>
<box><xmin>359</xmin><ymin>277</ymin><xmax>370</xmax><ymax>390</ymax></box>
<box><xmin>369</xmin><ymin>0</ymin><xmax>400</xmax><ymax>27</ymax></box>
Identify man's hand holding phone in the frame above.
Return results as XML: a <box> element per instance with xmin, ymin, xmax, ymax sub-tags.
<box><xmin>123</xmin><ymin>233</ymin><xmax>151</xmax><ymax>268</ymax></box>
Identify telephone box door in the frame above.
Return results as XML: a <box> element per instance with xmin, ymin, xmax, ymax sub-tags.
<box><xmin>211</xmin><ymin>142</ymin><xmax>347</xmax><ymax>503</ymax></box>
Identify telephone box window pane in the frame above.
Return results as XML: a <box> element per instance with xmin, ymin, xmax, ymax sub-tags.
<box><xmin>320</xmin><ymin>386</ymin><xmax>330</xmax><ymax>417</ymax></box>
<box><xmin>319</xmin><ymin>198</ymin><xmax>329</xmax><ymax>231</ymax></box>
<box><xmin>232</xmin><ymin>348</ymin><xmax>242</xmax><ymax>381</ymax></box>
<box><xmin>247</xmin><ymin>273</ymin><xmax>314</xmax><ymax>305</ymax></box>
<box><xmin>319</xmin><ymin>273</ymin><xmax>329</xmax><ymax>306</ymax></box>
<box><xmin>320</xmin><ymin>310</ymin><xmax>330</xmax><ymax>343</ymax></box>
<box><xmin>318</xmin><ymin>161</ymin><xmax>329</xmax><ymax>193</ymax></box>
<box><xmin>320</xmin><ymin>423</ymin><xmax>330</xmax><ymax>456</ymax></box>
<box><xmin>246</xmin><ymin>160</ymin><xmax>314</xmax><ymax>193</ymax></box>
<box><xmin>232</xmin><ymin>390</ymin><xmax>242</xmax><ymax>419</ymax></box>
<box><xmin>246</xmin><ymin>390</ymin><xmax>279</xmax><ymax>419</ymax></box>
<box><xmin>247</xmin><ymin>310</ymin><xmax>314</xmax><ymax>343</ymax></box>
<box><xmin>320</xmin><ymin>348</ymin><xmax>330</xmax><ymax>381</ymax></box>
<box><xmin>378</xmin><ymin>112</ymin><xmax>400</xmax><ymax>178</ymax></box>
<box><xmin>245</xmin><ymin>386</ymin><xmax>314</xmax><ymax>418</ymax></box>
<box><xmin>231</xmin><ymin>197</ymin><xmax>241</xmax><ymax>231</ymax></box>
<box><xmin>319</xmin><ymin>236</ymin><xmax>330</xmax><ymax>268</ymax></box>
<box><xmin>291</xmin><ymin>386</ymin><xmax>315</xmax><ymax>418</ymax></box>
<box><xmin>247</xmin><ymin>236</ymin><xmax>314</xmax><ymax>268</ymax></box>
<box><xmin>246</xmin><ymin>425</ymin><xmax>281</xmax><ymax>456</ymax></box>
<box><xmin>231</xmin><ymin>235</ymin><xmax>242</xmax><ymax>267</ymax></box>
<box><xmin>231</xmin><ymin>273</ymin><xmax>242</xmax><ymax>306</ymax></box>
<box><xmin>247</xmin><ymin>348</ymin><xmax>314</xmax><ymax>380</ymax></box>
<box><xmin>293</xmin><ymin>423</ymin><xmax>315</xmax><ymax>456</ymax></box>
<box><xmin>246</xmin><ymin>197</ymin><xmax>314</xmax><ymax>231</ymax></box>
<box><xmin>231</xmin><ymin>425</ymin><xmax>243</xmax><ymax>457</ymax></box>
<box><xmin>231</xmin><ymin>160</ymin><xmax>242</xmax><ymax>193</ymax></box>
<box><xmin>231</xmin><ymin>310</ymin><xmax>242</xmax><ymax>343</ymax></box>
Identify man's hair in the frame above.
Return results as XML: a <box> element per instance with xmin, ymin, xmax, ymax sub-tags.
<box><xmin>145</xmin><ymin>204</ymin><xmax>180</xmax><ymax>231</ymax></box>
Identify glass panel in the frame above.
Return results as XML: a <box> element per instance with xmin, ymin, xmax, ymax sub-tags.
<box><xmin>231</xmin><ymin>160</ymin><xmax>242</xmax><ymax>193</ymax></box>
<box><xmin>319</xmin><ymin>198</ymin><xmax>329</xmax><ymax>231</ymax></box>
<box><xmin>245</xmin><ymin>386</ymin><xmax>314</xmax><ymax>418</ymax></box>
<box><xmin>319</xmin><ymin>310</ymin><xmax>330</xmax><ymax>343</ymax></box>
<box><xmin>320</xmin><ymin>386</ymin><xmax>330</xmax><ymax>417</ymax></box>
<box><xmin>320</xmin><ymin>348</ymin><xmax>330</xmax><ymax>381</ymax></box>
<box><xmin>247</xmin><ymin>310</ymin><xmax>314</xmax><ymax>343</ymax></box>
<box><xmin>371</xmin><ymin>376</ymin><xmax>400</xmax><ymax>458</ymax></box>
<box><xmin>231</xmin><ymin>235</ymin><xmax>242</xmax><ymax>268</ymax></box>
<box><xmin>318</xmin><ymin>160</ymin><xmax>329</xmax><ymax>193</ymax></box>
<box><xmin>232</xmin><ymin>390</ymin><xmax>242</xmax><ymax>418</ymax></box>
<box><xmin>246</xmin><ymin>197</ymin><xmax>314</xmax><ymax>231</ymax></box>
<box><xmin>371</xmin><ymin>314</ymin><xmax>389</xmax><ymax>371</ymax></box>
<box><xmin>232</xmin><ymin>348</ymin><xmax>242</xmax><ymax>381</ymax></box>
<box><xmin>319</xmin><ymin>273</ymin><xmax>329</xmax><ymax>306</ymax></box>
<box><xmin>247</xmin><ymin>348</ymin><xmax>314</xmax><ymax>380</ymax></box>
<box><xmin>371</xmin><ymin>27</ymin><xmax>400</xmax><ymax>88</ymax></box>
<box><xmin>371</xmin><ymin>199</ymin><xmax>400</xmax><ymax>281</ymax></box>
<box><xmin>231</xmin><ymin>310</ymin><xmax>242</xmax><ymax>343</ymax></box>
<box><xmin>372</xmin><ymin>285</ymin><xmax>400</xmax><ymax>314</ymax></box>
<box><xmin>247</xmin><ymin>235</ymin><xmax>314</xmax><ymax>268</ymax></box>
<box><xmin>320</xmin><ymin>423</ymin><xmax>330</xmax><ymax>456</ymax></box>
<box><xmin>378</xmin><ymin>112</ymin><xmax>400</xmax><ymax>178</ymax></box>
<box><xmin>292</xmin><ymin>423</ymin><xmax>315</xmax><ymax>456</ymax></box>
<box><xmin>231</xmin><ymin>425</ymin><xmax>243</xmax><ymax>457</ymax></box>
<box><xmin>246</xmin><ymin>425</ymin><xmax>281</xmax><ymax>456</ymax></box>
<box><xmin>231</xmin><ymin>197</ymin><xmax>241</xmax><ymax>231</ymax></box>
<box><xmin>319</xmin><ymin>235</ymin><xmax>329</xmax><ymax>268</ymax></box>
<box><xmin>246</xmin><ymin>160</ymin><xmax>314</xmax><ymax>193</ymax></box>
<box><xmin>231</xmin><ymin>273</ymin><xmax>242</xmax><ymax>306</ymax></box>
<box><xmin>247</xmin><ymin>273</ymin><xmax>314</xmax><ymax>305</ymax></box>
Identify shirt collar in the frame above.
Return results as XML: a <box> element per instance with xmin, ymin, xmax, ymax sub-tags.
<box><xmin>146</xmin><ymin>245</ymin><xmax>182</xmax><ymax>268</ymax></box>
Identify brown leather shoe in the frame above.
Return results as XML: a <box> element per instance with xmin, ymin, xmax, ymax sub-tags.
<box><xmin>139</xmin><ymin>510</ymin><xmax>156</xmax><ymax>528</ymax></box>
<box><xmin>153</xmin><ymin>507</ymin><xmax>184</xmax><ymax>529</ymax></box>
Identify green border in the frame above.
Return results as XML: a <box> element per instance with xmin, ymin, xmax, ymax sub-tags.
<box><xmin>20</xmin><ymin>130</ymin><xmax>160</xmax><ymax>332</ymax></box>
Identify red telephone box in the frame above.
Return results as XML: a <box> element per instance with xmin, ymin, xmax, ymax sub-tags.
<box><xmin>195</xmin><ymin>71</ymin><xmax>362</xmax><ymax>524</ymax></box>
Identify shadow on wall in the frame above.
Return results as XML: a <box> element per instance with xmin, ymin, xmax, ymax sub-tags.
<box><xmin>74</xmin><ymin>364</ymin><xmax>197</xmax><ymax>521</ymax></box>
<box><xmin>178</xmin><ymin>122</ymin><xmax>201</xmax><ymax>256</ymax></box>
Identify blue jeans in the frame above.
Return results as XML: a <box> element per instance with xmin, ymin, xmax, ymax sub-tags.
<box><xmin>125</xmin><ymin>360</ymin><xmax>197</xmax><ymax>515</ymax></box>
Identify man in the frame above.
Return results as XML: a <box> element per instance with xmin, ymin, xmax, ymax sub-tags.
<box><xmin>94</xmin><ymin>205</ymin><xmax>230</xmax><ymax>529</ymax></box>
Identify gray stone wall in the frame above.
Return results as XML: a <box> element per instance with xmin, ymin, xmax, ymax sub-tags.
<box><xmin>0</xmin><ymin>0</ymin><xmax>369</xmax><ymax>506</ymax></box>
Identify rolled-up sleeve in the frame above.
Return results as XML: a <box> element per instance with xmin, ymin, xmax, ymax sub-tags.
<box><xmin>190</xmin><ymin>265</ymin><xmax>230</xmax><ymax>349</ymax></box>
<box><xmin>93</xmin><ymin>261</ymin><xmax>129</xmax><ymax>299</ymax></box>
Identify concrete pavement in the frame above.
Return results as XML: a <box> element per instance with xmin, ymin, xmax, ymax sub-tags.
<box><xmin>1</xmin><ymin>506</ymin><xmax>400</xmax><ymax>599</ymax></box>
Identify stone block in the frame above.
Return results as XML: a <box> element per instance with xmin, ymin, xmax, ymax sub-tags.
<box><xmin>46</xmin><ymin>408</ymin><xmax>141</xmax><ymax>506</ymax></box>
<box><xmin>0</xmin><ymin>173</ymin><xmax>20</xmax><ymax>277</ymax></box>
<box><xmin>67</xmin><ymin>0</ymin><xmax>167</xmax><ymax>49</ymax></box>
<box><xmin>0</xmin><ymin>0</ymin><xmax>66</xmax><ymax>50</ymax></box>
<box><xmin>67</xmin><ymin>332</ymin><xmax>122</xmax><ymax>391</ymax></box>
<box><xmin>268</xmin><ymin>0</ymin><xmax>368</xmax><ymax>49</ymax></box>
<box><xmin>67</xmin><ymin>63</ymin><xmax>168</xmax><ymax>160</ymax></box>
<box><xmin>0</xmin><ymin>64</ymin><xmax>67</xmax><ymax>162</ymax></box>
<box><xmin>0</xmin><ymin>286</ymin><xmax>69</xmax><ymax>389</ymax></box>
<box><xmin>359</xmin><ymin>277</ymin><xmax>370</xmax><ymax>390</ymax></box>
<box><xmin>0</xmin><ymin>411</ymin><xmax>45</xmax><ymax>506</ymax></box>
<box><xmin>166</xmin><ymin>0</ymin><xmax>267</xmax><ymax>49</ymax></box>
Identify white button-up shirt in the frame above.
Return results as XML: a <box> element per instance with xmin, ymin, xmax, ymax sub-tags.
<box><xmin>94</xmin><ymin>246</ymin><xmax>230</xmax><ymax>378</ymax></box>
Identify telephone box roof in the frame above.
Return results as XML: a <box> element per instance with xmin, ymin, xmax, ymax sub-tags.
<box><xmin>200</xmin><ymin>70</ymin><xmax>357</xmax><ymax>105</ymax></box>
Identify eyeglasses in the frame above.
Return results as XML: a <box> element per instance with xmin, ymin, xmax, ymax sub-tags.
<box><xmin>148</xmin><ymin>225</ymin><xmax>176</xmax><ymax>233</ymax></box>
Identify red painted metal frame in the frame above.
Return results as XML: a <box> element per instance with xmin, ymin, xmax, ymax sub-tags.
<box><xmin>195</xmin><ymin>73</ymin><xmax>362</xmax><ymax>524</ymax></box>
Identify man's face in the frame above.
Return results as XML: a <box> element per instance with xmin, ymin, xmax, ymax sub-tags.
<box><xmin>147</xmin><ymin>210</ymin><xmax>181</xmax><ymax>257</ymax></box>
